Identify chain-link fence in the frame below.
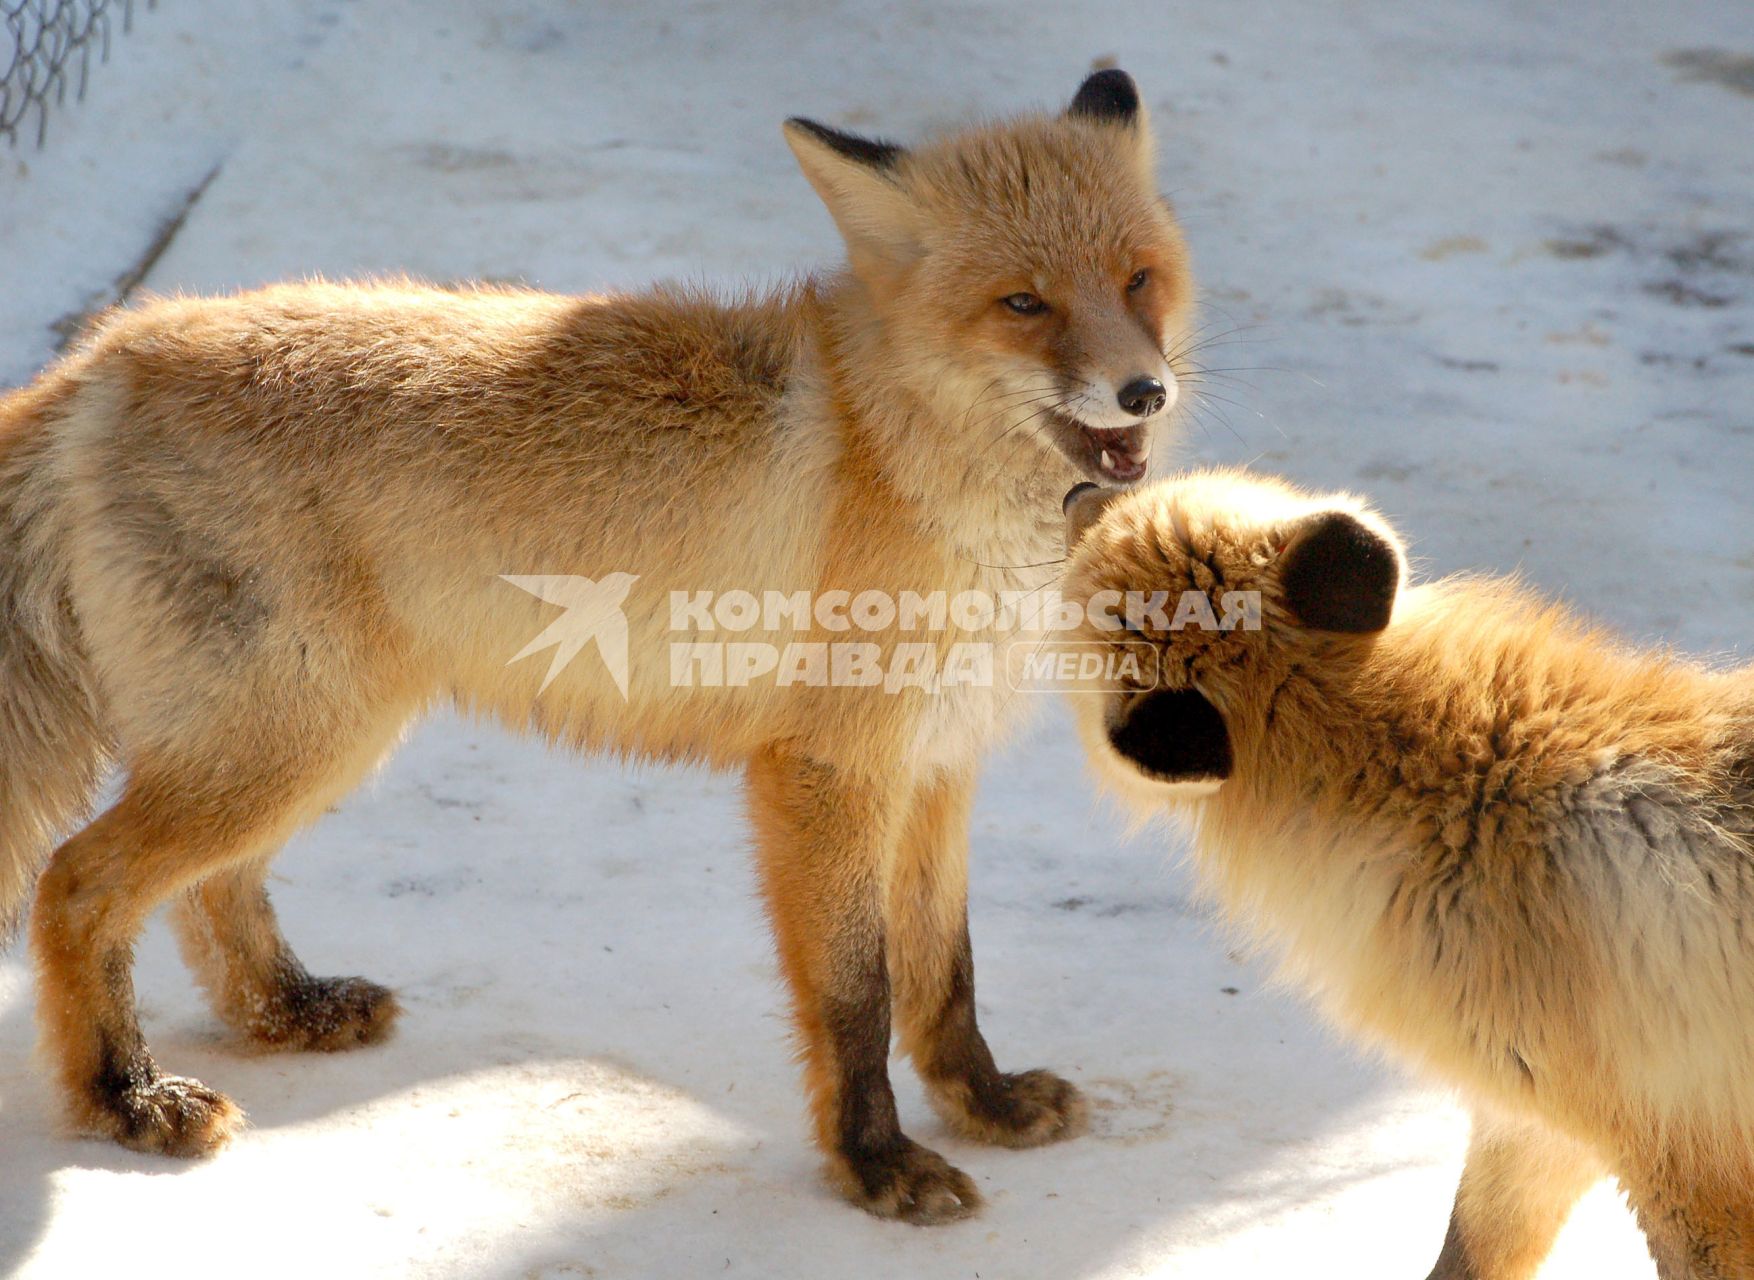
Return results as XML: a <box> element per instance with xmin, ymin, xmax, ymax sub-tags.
<box><xmin>3</xmin><ymin>0</ymin><xmax>150</xmax><ymax>148</ymax></box>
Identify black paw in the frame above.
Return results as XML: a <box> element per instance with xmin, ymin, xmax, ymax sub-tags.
<box><xmin>832</xmin><ymin>1134</ymin><xmax>983</xmax><ymax>1224</ymax></box>
<box><xmin>249</xmin><ymin>974</ymin><xmax>400</xmax><ymax>1051</ymax></box>
<box><xmin>934</xmin><ymin>1067</ymin><xmax>1088</xmax><ymax>1148</ymax></box>
<box><xmin>85</xmin><ymin>1069</ymin><xmax>244</xmax><ymax>1157</ymax></box>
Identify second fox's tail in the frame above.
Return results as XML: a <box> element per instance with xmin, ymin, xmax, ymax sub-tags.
<box><xmin>0</xmin><ymin>376</ymin><xmax>112</xmax><ymax>941</ymax></box>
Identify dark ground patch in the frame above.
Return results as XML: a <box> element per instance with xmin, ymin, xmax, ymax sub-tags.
<box><xmin>1663</xmin><ymin>49</ymin><xmax>1754</xmax><ymax>98</ymax></box>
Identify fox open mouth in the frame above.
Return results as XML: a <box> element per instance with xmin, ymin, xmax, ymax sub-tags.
<box><xmin>1053</xmin><ymin>415</ymin><xmax>1150</xmax><ymax>484</ymax></box>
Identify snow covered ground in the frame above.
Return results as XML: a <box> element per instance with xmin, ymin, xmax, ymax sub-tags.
<box><xmin>3</xmin><ymin>1</ymin><xmax>1752</xmax><ymax>1276</ymax></box>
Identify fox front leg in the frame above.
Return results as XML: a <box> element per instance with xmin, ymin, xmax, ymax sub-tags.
<box><xmin>746</xmin><ymin>748</ymin><xmax>981</xmax><ymax>1223</ymax></box>
<box><xmin>1426</xmin><ymin>1112</ymin><xmax>1600</xmax><ymax>1280</ymax></box>
<box><xmin>888</xmin><ymin>766</ymin><xmax>1086</xmax><ymax>1147</ymax></box>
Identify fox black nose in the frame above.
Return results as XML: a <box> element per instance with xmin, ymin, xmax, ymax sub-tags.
<box><xmin>1117</xmin><ymin>376</ymin><xmax>1167</xmax><ymax>418</ymax></box>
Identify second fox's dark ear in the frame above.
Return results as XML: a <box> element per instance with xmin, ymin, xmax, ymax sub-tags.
<box><xmin>1067</xmin><ymin>69</ymin><xmax>1141</xmax><ymax>126</ymax></box>
<box><xmin>1279</xmin><ymin>511</ymin><xmax>1401</xmax><ymax>633</ymax></box>
<box><xmin>1064</xmin><ymin>482</ymin><xmax>1126</xmax><ymax>550</ymax></box>
<box><xmin>1107</xmin><ymin>687</ymin><xmax>1232</xmax><ymax>783</ymax></box>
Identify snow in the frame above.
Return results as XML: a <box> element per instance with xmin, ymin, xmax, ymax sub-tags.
<box><xmin>3</xmin><ymin>1</ymin><xmax>1752</xmax><ymax>1275</ymax></box>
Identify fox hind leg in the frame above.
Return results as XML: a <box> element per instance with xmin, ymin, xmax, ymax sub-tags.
<box><xmin>889</xmin><ymin>766</ymin><xmax>1086</xmax><ymax>1148</ymax></box>
<box><xmin>171</xmin><ymin>861</ymin><xmax>399</xmax><ymax>1052</ymax></box>
<box><xmin>35</xmin><ymin>777</ymin><xmax>281</xmax><ymax>1156</ymax></box>
<box><xmin>32</xmin><ymin>697</ymin><xmax>410</xmax><ymax>1156</ymax></box>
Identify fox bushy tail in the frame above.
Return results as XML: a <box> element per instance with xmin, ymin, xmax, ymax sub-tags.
<box><xmin>0</xmin><ymin>377</ymin><xmax>111</xmax><ymax>941</ymax></box>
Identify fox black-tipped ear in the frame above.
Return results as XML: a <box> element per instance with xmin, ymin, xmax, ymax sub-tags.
<box><xmin>782</xmin><ymin>118</ymin><xmax>905</xmax><ymax>172</ymax></box>
<box><xmin>1064</xmin><ymin>483</ymin><xmax>1125</xmax><ymax>550</ymax></box>
<box><xmin>783</xmin><ymin>117</ymin><xmax>917</xmax><ymax>272</ymax></box>
<box><xmin>1279</xmin><ymin>511</ymin><xmax>1401</xmax><ymax>633</ymax></box>
<box><xmin>1067</xmin><ymin>69</ymin><xmax>1141</xmax><ymax>125</ymax></box>
<box><xmin>1107</xmin><ymin>687</ymin><xmax>1232</xmax><ymax>782</ymax></box>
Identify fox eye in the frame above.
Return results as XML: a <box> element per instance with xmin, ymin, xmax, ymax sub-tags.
<box><xmin>1126</xmin><ymin>269</ymin><xmax>1150</xmax><ymax>293</ymax></box>
<box><xmin>1002</xmin><ymin>292</ymin><xmax>1048</xmax><ymax>315</ymax></box>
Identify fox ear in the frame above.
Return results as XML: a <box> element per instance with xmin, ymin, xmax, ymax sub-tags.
<box><xmin>1278</xmin><ymin>511</ymin><xmax>1402</xmax><ymax>633</ymax></box>
<box><xmin>783</xmin><ymin>118</ymin><xmax>919</xmax><ymax>274</ymax></box>
<box><xmin>1067</xmin><ymin>69</ymin><xmax>1143</xmax><ymax>128</ymax></box>
<box><xmin>1064</xmin><ymin>483</ymin><xmax>1126</xmax><ymax>550</ymax></box>
<box><xmin>1067</xmin><ymin>69</ymin><xmax>1154</xmax><ymax>181</ymax></box>
<box><xmin>1107</xmin><ymin>687</ymin><xmax>1232</xmax><ymax>783</ymax></box>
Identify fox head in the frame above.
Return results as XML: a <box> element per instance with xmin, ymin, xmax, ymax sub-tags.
<box><xmin>1058</xmin><ymin>473</ymin><xmax>1407</xmax><ymax>803</ymax></box>
<box><xmin>784</xmin><ymin>70</ymin><xmax>1194</xmax><ymax>490</ymax></box>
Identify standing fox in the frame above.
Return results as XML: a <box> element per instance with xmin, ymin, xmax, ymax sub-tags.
<box><xmin>0</xmin><ymin>71</ymin><xmax>1195</xmax><ymax>1221</ymax></box>
<box><xmin>1062</xmin><ymin>474</ymin><xmax>1754</xmax><ymax>1277</ymax></box>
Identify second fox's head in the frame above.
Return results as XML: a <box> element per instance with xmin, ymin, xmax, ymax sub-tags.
<box><xmin>785</xmin><ymin>70</ymin><xmax>1194</xmax><ymax>487</ymax></box>
<box><xmin>1059</xmin><ymin>473</ymin><xmax>1408</xmax><ymax>806</ymax></box>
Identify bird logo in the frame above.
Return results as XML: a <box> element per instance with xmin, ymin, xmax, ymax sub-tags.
<box><xmin>500</xmin><ymin>573</ymin><xmax>639</xmax><ymax>698</ymax></box>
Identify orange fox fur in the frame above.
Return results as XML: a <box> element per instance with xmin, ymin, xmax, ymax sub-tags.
<box><xmin>1063</xmin><ymin>472</ymin><xmax>1754</xmax><ymax>1277</ymax></box>
<box><xmin>0</xmin><ymin>70</ymin><xmax>1194</xmax><ymax>1221</ymax></box>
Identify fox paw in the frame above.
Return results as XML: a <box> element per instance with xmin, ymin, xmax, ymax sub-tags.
<box><xmin>933</xmin><ymin>1067</ymin><xmax>1088</xmax><ymax>1148</ymax></box>
<box><xmin>831</xmin><ymin>1135</ymin><xmax>983</xmax><ymax>1225</ymax></box>
<box><xmin>249</xmin><ymin>974</ymin><xmax>400</xmax><ymax>1051</ymax></box>
<box><xmin>87</xmin><ymin>1071</ymin><xmax>244</xmax><ymax>1158</ymax></box>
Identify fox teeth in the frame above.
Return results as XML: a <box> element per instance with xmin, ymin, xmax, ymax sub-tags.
<box><xmin>1100</xmin><ymin>449</ymin><xmax>1114</xmax><ymax>471</ymax></box>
